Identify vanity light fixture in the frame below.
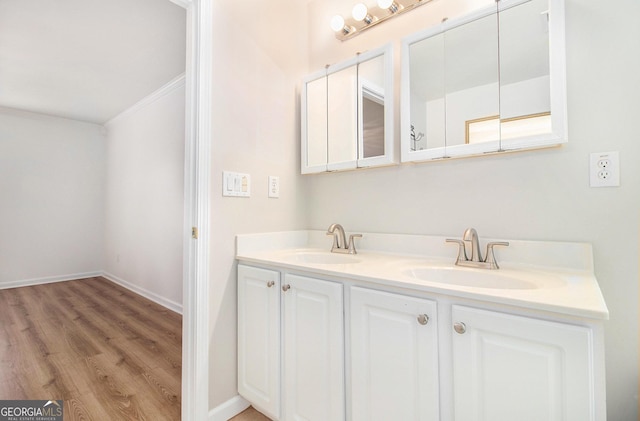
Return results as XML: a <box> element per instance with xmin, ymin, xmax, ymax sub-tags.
<box><xmin>331</xmin><ymin>0</ymin><xmax>432</xmax><ymax>41</ymax></box>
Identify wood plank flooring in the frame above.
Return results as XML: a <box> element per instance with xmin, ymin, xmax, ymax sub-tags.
<box><xmin>230</xmin><ymin>407</ymin><xmax>272</xmax><ymax>421</ymax></box>
<box><xmin>0</xmin><ymin>277</ymin><xmax>182</xmax><ymax>420</ymax></box>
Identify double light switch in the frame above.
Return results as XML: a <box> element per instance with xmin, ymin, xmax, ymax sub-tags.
<box><xmin>223</xmin><ymin>171</ymin><xmax>251</xmax><ymax>197</ymax></box>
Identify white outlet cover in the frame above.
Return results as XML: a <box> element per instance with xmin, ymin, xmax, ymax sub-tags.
<box><xmin>268</xmin><ymin>176</ymin><xmax>280</xmax><ymax>198</ymax></box>
<box><xmin>589</xmin><ymin>151</ymin><xmax>620</xmax><ymax>187</ymax></box>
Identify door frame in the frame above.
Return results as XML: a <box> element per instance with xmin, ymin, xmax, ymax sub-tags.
<box><xmin>170</xmin><ymin>0</ymin><xmax>212</xmax><ymax>419</ymax></box>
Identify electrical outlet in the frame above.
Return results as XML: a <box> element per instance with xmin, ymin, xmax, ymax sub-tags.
<box><xmin>268</xmin><ymin>176</ymin><xmax>280</xmax><ymax>198</ymax></box>
<box><xmin>589</xmin><ymin>151</ymin><xmax>620</xmax><ymax>187</ymax></box>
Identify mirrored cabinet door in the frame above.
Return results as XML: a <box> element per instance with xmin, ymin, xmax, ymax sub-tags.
<box><xmin>301</xmin><ymin>44</ymin><xmax>395</xmax><ymax>174</ymax></box>
<box><xmin>357</xmin><ymin>47</ymin><xmax>394</xmax><ymax>168</ymax></box>
<box><xmin>498</xmin><ymin>0</ymin><xmax>554</xmax><ymax>147</ymax></box>
<box><xmin>327</xmin><ymin>63</ymin><xmax>359</xmax><ymax>171</ymax></box>
<box><xmin>408</xmin><ymin>30</ymin><xmax>445</xmax><ymax>154</ymax></box>
<box><xmin>302</xmin><ymin>73</ymin><xmax>328</xmax><ymax>173</ymax></box>
<box><xmin>401</xmin><ymin>0</ymin><xmax>567</xmax><ymax>163</ymax></box>
<box><xmin>444</xmin><ymin>11</ymin><xmax>500</xmax><ymax>153</ymax></box>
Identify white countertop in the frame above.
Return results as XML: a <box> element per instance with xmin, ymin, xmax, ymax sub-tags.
<box><xmin>236</xmin><ymin>231</ymin><xmax>609</xmax><ymax>320</ymax></box>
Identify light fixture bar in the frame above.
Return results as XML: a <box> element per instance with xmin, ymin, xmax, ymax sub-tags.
<box><xmin>332</xmin><ymin>0</ymin><xmax>434</xmax><ymax>41</ymax></box>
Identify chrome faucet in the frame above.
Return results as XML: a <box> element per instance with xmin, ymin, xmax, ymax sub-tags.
<box><xmin>446</xmin><ymin>228</ymin><xmax>509</xmax><ymax>269</ymax></box>
<box><xmin>463</xmin><ymin>228</ymin><xmax>482</xmax><ymax>262</ymax></box>
<box><xmin>326</xmin><ymin>223</ymin><xmax>362</xmax><ymax>254</ymax></box>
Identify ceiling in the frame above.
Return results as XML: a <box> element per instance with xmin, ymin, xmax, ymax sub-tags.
<box><xmin>0</xmin><ymin>0</ymin><xmax>186</xmax><ymax>125</ymax></box>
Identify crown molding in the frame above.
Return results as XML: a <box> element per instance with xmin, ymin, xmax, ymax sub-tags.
<box><xmin>104</xmin><ymin>73</ymin><xmax>185</xmax><ymax>127</ymax></box>
<box><xmin>169</xmin><ymin>0</ymin><xmax>191</xmax><ymax>8</ymax></box>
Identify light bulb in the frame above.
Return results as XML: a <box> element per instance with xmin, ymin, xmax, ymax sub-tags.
<box><xmin>330</xmin><ymin>15</ymin><xmax>345</xmax><ymax>32</ymax></box>
<box><xmin>352</xmin><ymin>3</ymin><xmax>369</xmax><ymax>21</ymax></box>
<box><xmin>377</xmin><ymin>0</ymin><xmax>399</xmax><ymax>13</ymax></box>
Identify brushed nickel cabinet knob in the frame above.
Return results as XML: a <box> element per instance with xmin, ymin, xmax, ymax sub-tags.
<box><xmin>417</xmin><ymin>314</ymin><xmax>429</xmax><ymax>325</ymax></box>
<box><xmin>454</xmin><ymin>322</ymin><xmax>467</xmax><ymax>334</ymax></box>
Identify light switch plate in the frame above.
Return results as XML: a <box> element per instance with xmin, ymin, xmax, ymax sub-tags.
<box><xmin>589</xmin><ymin>151</ymin><xmax>620</xmax><ymax>187</ymax></box>
<box><xmin>223</xmin><ymin>171</ymin><xmax>251</xmax><ymax>197</ymax></box>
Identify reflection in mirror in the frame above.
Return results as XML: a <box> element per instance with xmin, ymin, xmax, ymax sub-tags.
<box><xmin>358</xmin><ymin>54</ymin><xmax>386</xmax><ymax>159</ymax></box>
<box><xmin>362</xmin><ymin>87</ymin><xmax>385</xmax><ymax>158</ymax></box>
<box><xmin>305</xmin><ymin>76</ymin><xmax>328</xmax><ymax>169</ymax></box>
<box><xmin>327</xmin><ymin>65</ymin><xmax>358</xmax><ymax>169</ymax></box>
<box><xmin>444</xmin><ymin>12</ymin><xmax>499</xmax><ymax>148</ymax></box>
<box><xmin>408</xmin><ymin>10</ymin><xmax>500</xmax><ymax>152</ymax></box>
<box><xmin>465</xmin><ymin>112</ymin><xmax>551</xmax><ymax>144</ymax></box>
<box><xmin>499</xmin><ymin>0</ymin><xmax>551</xmax><ymax>143</ymax></box>
<box><xmin>409</xmin><ymin>32</ymin><xmax>444</xmax><ymax>151</ymax></box>
<box><xmin>401</xmin><ymin>0</ymin><xmax>566</xmax><ymax>162</ymax></box>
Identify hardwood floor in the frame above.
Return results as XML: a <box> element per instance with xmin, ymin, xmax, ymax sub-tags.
<box><xmin>230</xmin><ymin>407</ymin><xmax>272</xmax><ymax>421</ymax></box>
<box><xmin>0</xmin><ymin>277</ymin><xmax>182</xmax><ymax>420</ymax></box>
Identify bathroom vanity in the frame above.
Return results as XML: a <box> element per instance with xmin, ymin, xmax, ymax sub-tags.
<box><xmin>236</xmin><ymin>231</ymin><xmax>608</xmax><ymax>421</ymax></box>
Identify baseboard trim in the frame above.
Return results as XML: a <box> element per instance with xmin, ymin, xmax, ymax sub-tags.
<box><xmin>0</xmin><ymin>271</ymin><xmax>102</xmax><ymax>290</ymax></box>
<box><xmin>0</xmin><ymin>271</ymin><xmax>183</xmax><ymax>314</ymax></box>
<box><xmin>208</xmin><ymin>395</ymin><xmax>250</xmax><ymax>421</ymax></box>
<box><xmin>101</xmin><ymin>272</ymin><xmax>183</xmax><ymax>314</ymax></box>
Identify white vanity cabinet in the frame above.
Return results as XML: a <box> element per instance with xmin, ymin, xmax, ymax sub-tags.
<box><xmin>282</xmin><ymin>273</ymin><xmax>345</xmax><ymax>421</ymax></box>
<box><xmin>349</xmin><ymin>287</ymin><xmax>440</xmax><ymax>421</ymax></box>
<box><xmin>237</xmin><ymin>265</ymin><xmax>281</xmax><ymax>419</ymax></box>
<box><xmin>237</xmin><ymin>260</ymin><xmax>605</xmax><ymax>421</ymax></box>
<box><xmin>451</xmin><ymin>305</ymin><xmax>598</xmax><ymax>421</ymax></box>
<box><xmin>237</xmin><ymin>265</ymin><xmax>345</xmax><ymax>421</ymax></box>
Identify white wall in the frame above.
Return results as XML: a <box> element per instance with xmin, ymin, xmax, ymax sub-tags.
<box><xmin>103</xmin><ymin>77</ymin><xmax>185</xmax><ymax>312</ymax></box>
<box><xmin>0</xmin><ymin>107</ymin><xmax>105</xmax><ymax>286</ymax></box>
<box><xmin>304</xmin><ymin>0</ymin><xmax>639</xmax><ymax>420</ymax></box>
<box><xmin>208</xmin><ymin>0</ymin><xmax>309</xmax><ymax>410</ymax></box>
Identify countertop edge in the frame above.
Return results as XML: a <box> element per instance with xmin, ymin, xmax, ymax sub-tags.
<box><xmin>236</xmin><ymin>251</ymin><xmax>609</xmax><ymax>321</ymax></box>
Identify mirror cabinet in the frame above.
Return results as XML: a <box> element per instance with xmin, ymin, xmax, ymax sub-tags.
<box><xmin>401</xmin><ymin>0</ymin><xmax>566</xmax><ymax>162</ymax></box>
<box><xmin>301</xmin><ymin>44</ymin><xmax>394</xmax><ymax>174</ymax></box>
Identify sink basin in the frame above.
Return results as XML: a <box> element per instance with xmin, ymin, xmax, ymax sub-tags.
<box><xmin>402</xmin><ymin>266</ymin><xmax>556</xmax><ymax>290</ymax></box>
<box><xmin>283</xmin><ymin>251</ymin><xmax>362</xmax><ymax>265</ymax></box>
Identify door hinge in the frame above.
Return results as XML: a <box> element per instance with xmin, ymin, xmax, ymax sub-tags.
<box><xmin>192</xmin><ymin>227</ymin><xmax>199</xmax><ymax>239</ymax></box>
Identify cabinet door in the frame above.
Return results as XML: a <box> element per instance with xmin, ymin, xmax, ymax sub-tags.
<box><xmin>237</xmin><ymin>265</ymin><xmax>280</xmax><ymax>420</ymax></box>
<box><xmin>301</xmin><ymin>73</ymin><xmax>328</xmax><ymax>174</ymax></box>
<box><xmin>350</xmin><ymin>287</ymin><xmax>439</xmax><ymax>421</ymax></box>
<box><xmin>451</xmin><ymin>305</ymin><xmax>594</xmax><ymax>421</ymax></box>
<box><xmin>301</xmin><ymin>44</ymin><xmax>394</xmax><ymax>174</ymax></box>
<box><xmin>282</xmin><ymin>274</ymin><xmax>344</xmax><ymax>421</ymax></box>
<box><xmin>327</xmin><ymin>65</ymin><xmax>358</xmax><ymax>171</ymax></box>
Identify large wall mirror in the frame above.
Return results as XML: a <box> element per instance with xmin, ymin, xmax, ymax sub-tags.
<box><xmin>401</xmin><ymin>0</ymin><xmax>566</xmax><ymax>162</ymax></box>
<box><xmin>302</xmin><ymin>44</ymin><xmax>394</xmax><ymax>174</ymax></box>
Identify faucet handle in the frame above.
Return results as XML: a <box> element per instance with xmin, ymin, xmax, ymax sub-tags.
<box><xmin>347</xmin><ymin>234</ymin><xmax>362</xmax><ymax>254</ymax></box>
<box><xmin>446</xmin><ymin>239</ymin><xmax>468</xmax><ymax>263</ymax></box>
<box><xmin>484</xmin><ymin>241</ymin><xmax>509</xmax><ymax>269</ymax></box>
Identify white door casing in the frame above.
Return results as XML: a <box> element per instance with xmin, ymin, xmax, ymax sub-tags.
<box><xmin>173</xmin><ymin>0</ymin><xmax>213</xmax><ymax>419</ymax></box>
